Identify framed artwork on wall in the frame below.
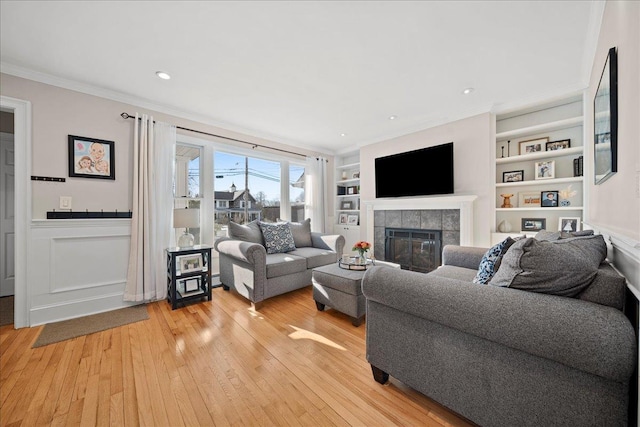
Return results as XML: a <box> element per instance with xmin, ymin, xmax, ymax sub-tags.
<box><xmin>68</xmin><ymin>135</ymin><xmax>115</xmax><ymax>180</ymax></box>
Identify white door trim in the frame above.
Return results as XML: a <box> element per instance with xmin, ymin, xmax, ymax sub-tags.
<box><xmin>0</xmin><ymin>96</ymin><xmax>31</xmax><ymax>328</ymax></box>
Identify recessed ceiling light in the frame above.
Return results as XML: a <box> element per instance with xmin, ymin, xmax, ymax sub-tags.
<box><xmin>340</xmin><ymin>133</ymin><xmax>346</xmax><ymax>137</ymax></box>
<box><xmin>462</xmin><ymin>87</ymin><xmax>474</xmax><ymax>95</ymax></box>
<box><xmin>389</xmin><ymin>115</ymin><xmax>397</xmax><ymax>120</ymax></box>
<box><xmin>156</xmin><ymin>71</ymin><xmax>171</xmax><ymax>80</ymax></box>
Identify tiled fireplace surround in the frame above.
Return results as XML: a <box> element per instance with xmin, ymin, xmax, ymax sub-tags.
<box><xmin>364</xmin><ymin>195</ymin><xmax>477</xmax><ymax>262</ymax></box>
<box><xmin>372</xmin><ymin>209</ymin><xmax>460</xmax><ymax>261</ymax></box>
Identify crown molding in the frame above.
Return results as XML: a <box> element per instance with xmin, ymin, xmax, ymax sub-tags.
<box><xmin>0</xmin><ymin>62</ymin><xmax>332</xmax><ymax>156</ymax></box>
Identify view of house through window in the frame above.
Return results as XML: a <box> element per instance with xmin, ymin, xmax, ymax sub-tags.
<box><xmin>174</xmin><ymin>144</ymin><xmax>306</xmax><ymax>280</ymax></box>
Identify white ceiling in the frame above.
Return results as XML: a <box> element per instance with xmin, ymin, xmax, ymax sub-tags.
<box><xmin>0</xmin><ymin>1</ymin><xmax>602</xmax><ymax>155</ymax></box>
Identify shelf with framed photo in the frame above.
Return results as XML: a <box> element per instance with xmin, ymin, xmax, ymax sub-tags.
<box><xmin>166</xmin><ymin>245</ymin><xmax>213</xmax><ymax>310</ymax></box>
<box><xmin>494</xmin><ymin>93</ymin><xmax>585</xmax><ymax>235</ymax></box>
<box><xmin>334</xmin><ymin>151</ymin><xmax>361</xmax><ymax>249</ymax></box>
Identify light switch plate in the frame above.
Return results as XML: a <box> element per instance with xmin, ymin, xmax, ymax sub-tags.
<box><xmin>60</xmin><ymin>196</ymin><xmax>72</xmax><ymax>209</ymax></box>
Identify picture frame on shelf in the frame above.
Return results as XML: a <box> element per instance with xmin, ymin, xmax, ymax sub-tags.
<box><xmin>178</xmin><ymin>254</ymin><xmax>203</xmax><ymax>274</ymax></box>
<box><xmin>518</xmin><ymin>191</ymin><xmax>541</xmax><ymax>207</ymax></box>
<box><xmin>545</xmin><ymin>139</ymin><xmax>571</xmax><ymax>151</ymax></box>
<box><xmin>541</xmin><ymin>191</ymin><xmax>559</xmax><ymax>207</ymax></box>
<box><xmin>338</xmin><ymin>213</ymin><xmax>348</xmax><ymax>224</ymax></box>
<box><xmin>341</xmin><ymin>201</ymin><xmax>353</xmax><ymax>210</ymax></box>
<box><xmin>594</xmin><ymin>47</ymin><xmax>618</xmax><ymax>185</ymax></box>
<box><xmin>519</xmin><ymin>137</ymin><xmax>548</xmax><ymax>155</ymax></box>
<box><xmin>521</xmin><ymin>218</ymin><xmax>546</xmax><ymax>232</ymax></box>
<box><xmin>180</xmin><ymin>277</ymin><xmax>201</xmax><ymax>293</ymax></box>
<box><xmin>352</xmin><ymin>171</ymin><xmax>360</xmax><ymax>179</ymax></box>
<box><xmin>534</xmin><ymin>160</ymin><xmax>555</xmax><ymax>180</ymax></box>
<box><xmin>347</xmin><ymin>186</ymin><xmax>358</xmax><ymax>195</ymax></box>
<box><xmin>559</xmin><ymin>217</ymin><xmax>581</xmax><ymax>233</ymax></box>
<box><xmin>502</xmin><ymin>170</ymin><xmax>524</xmax><ymax>183</ymax></box>
<box><xmin>347</xmin><ymin>214</ymin><xmax>358</xmax><ymax>225</ymax></box>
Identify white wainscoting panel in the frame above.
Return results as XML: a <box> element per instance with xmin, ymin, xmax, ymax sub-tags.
<box><xmin>29</xmin><ymin>219</ymin><xmax>136</xmax><ymax>326</ymax></box>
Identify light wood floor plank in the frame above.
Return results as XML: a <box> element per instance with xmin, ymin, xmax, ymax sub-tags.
<box><xmin>0</xmin><ymin>286</ymin><xmax>475</xmax><ymax>427</ymax></box>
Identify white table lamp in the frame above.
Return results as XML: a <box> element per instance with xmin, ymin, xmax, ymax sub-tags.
<box><xmin>174</xmin><ymin>208</ymin><xmax>199</xmax><ymax>248</ymax></box>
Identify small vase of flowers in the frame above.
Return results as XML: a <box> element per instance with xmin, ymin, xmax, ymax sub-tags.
<box><xmin>352</xmin><ymin>241</ymin><xmax>371</xmax><ymax>264</ymax></box>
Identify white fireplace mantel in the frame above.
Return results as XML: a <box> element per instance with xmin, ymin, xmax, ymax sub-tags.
<box><xmin>363</xmin><ymin>195</ymin><xmax>478</xmax><ymax>247</ymax></box>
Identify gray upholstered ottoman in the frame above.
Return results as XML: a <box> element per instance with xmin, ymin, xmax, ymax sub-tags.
<box><xmin>312</xmin><ymin>261</ymin><xmax>399</xmax><ymax>326</ymax></box>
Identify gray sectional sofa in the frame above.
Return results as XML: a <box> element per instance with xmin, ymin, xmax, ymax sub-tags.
<box><xmin>362</xmin><ymin>232</ymin><xmax>636</xmax><ymax>427</ymax></box>
<box><xmin>215</xmin><ymin>219</ymin><xmax>345</xmax><ymax>309</ymax></box>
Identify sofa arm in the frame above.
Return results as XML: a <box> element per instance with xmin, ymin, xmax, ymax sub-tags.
<box><xmin>214</xmin><ymin>237</ymin><xmax>267</xmax><ymax>265</ymax></box>
<box><xmin>362</xmin><ymin>266</ymin><xmax>636</xmax><ymax>382</ymax></box>
<box><xmin>311</xmin><ymin>232</ymin><xmax>345</xmax><ymax>255</ymax></box>
<box><xmin>441</xmin><ymin>245</ymin><xmax>487</xmax><ymax>270</ymax></box>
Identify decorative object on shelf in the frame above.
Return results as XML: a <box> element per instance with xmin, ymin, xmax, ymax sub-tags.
<box><xmin>347</xmin><ymin>214</ymin><xmax>359</xmax><ymax>225</ymax></box>
<box><xmin>594</xmin><ymin>46</ymin><xmax>618</xmax><ymax>185</ymax></box>
<box><xmin>337</xmin><ymin>186</ymin><xmax>346</xmax><ymax>195</ymax></box>
<box><xmin>518</xmin><ymin>191</ymin><xmax>541</xmax><ymax>207</ymax></box>
<box><xmin>559</xmin><ymin>217</ymin><xmax>581</xmax><ymax>233</ymax></box>
<box><xmin>347</xmin><ymin>186</ymin><xmax>357</xmax><ymax>195</ymax></box>
<box><xmin>352</xmin><ymin>240</ymin><xmax>371</xmax><ymax>264</ymax></box>
<box><xmin>177</xmin><ymin>253</ymin><xmax>203</xmax><ymax>274</ymax></box>
<box><xmin>341</xmin><ymin>171</ymin><xmax>348</xmax><ymax>180</ymax></box>
<box><xmin>507</xmin><ymin>140</ymin><xmax>511</xmax><ymax>156</ymax></box>
<box><xmin>503</xmin><ymin>170</ymin><xmax>524</xmax><ymax>183</ymax></box>
<box><xmin>498</xmin><ymin>219</ymin><xmax>512</xmax><ymax>233</ymax></box>
<box><xmin>352</xmin><ymin>171</ymin><xmax>360</xmax><ymax>179</ymax></box>
<box><xmin>559</xmin><ymin>185</ymin><xmax>577</xmax><ymax>207</ymax></box>
<box><xmin>545</xmin><ymin>139</ymin><xmax>571</xmax><ymax>151</ymax></box>
<box><xmin>501</xmin><ymin>146</ymin><xmax>505</xmax><ymax>158</ymax></box>
<box><xmin>519</xmin><ymin>137</ymin><xmax>548</xmax><ymax>155</ymax></box>
<box><xmin>338</xmin><ymin>213</ymin><xmax>348</xmax><ymax>224</ymax></box>
<box><xmin>534</xmin><ymin>160</ymin><xmax>555</xmax><ymax>180</ymax></box>
<box><xmin>541</xmin><ymin>191</ymin><xmax>559</xmax><ymax>207</ymax></box>
<box><xmin>500</xmin><ymin>194</ymin><xmax>514</xmax><ymax>208</ymax></box>
<box><xmin>521</xmin><ymin>218</ymin><xmax>546</xmax><ymax>232</ymax></box>
<box><xmin>68</xmin><ymin>135</ymin><xmax>116</xmax><ymax>180</ymax></box>
<box><xmin>341</xmin><ymin>201</ymin><xmax>353</xmax><ymax>210</ymax></box>
<box><xmin>573</xmin><ymin>156</ymin><xmax>584</xmax><ymax>176</ymax></box>
<box><xmin>174</xmin><ymin>207</ymin><xmax>200</xmax><ymax>248</ymax></box>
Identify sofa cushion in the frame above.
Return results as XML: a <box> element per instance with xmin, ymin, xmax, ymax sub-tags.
<box><xmin>577</xmin><ymin>261</ymin><xmax>626</xmax><ymax>310</ymax></box>
<box><xmin>430</xmin><ymin>265</ymin><xmax>478</xmax><ymax>282</ymax></box>
<box><xmin>289</xmin><ymin>247</ymin><xmax>338</xmax><ymax>269</ymax></box>
<box><xmin>264</xmin><ymin>253</ymin><xmax>307</xmax><ymax>279</ymax></box>
<box><xmin>259</xmin><ymin>221</ymin><xmax>296</xmax><ymax>254</ymax></box>
<box><xmin>489</xmin><ymin>235</ymin><xmax>607</xmax><ymax>297</ymax></box>
<box><xmin>288</xmin><ymin>218</ymin><xmax>313</xmax><ymax>248</ymax></box>
<box><xmin>228</xmin><ymin>220</ymin><xmax>264</xmax><ymax>245</ymax></box>
<box><xmin>472</xmin><ymin>237</ymin><xmax>515</xmax><ymax>284</ymax></box>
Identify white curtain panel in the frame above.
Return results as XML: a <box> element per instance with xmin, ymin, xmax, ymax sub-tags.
<box><xmin>304</xmin><ymin>156</ymin><xmax>329</xmax><ymax>233</ymax></box>
<box><xmin>124</xmin><ymin>114</ymin><xmax>176</xmax><ymax>302</ymax></box>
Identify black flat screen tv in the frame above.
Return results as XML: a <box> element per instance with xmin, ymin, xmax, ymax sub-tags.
<box><xmin>375</xmin><ymin>142</ymin><xmax>453</xmax><ymax>198</ymax></box>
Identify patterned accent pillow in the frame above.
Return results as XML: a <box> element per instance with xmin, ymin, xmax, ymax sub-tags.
<box><xmin>472</xmin><ymin>237</ymin><xmax>515</xmax><ymax>284</ymax></box>
<box><xmin>258</xmin><ymin>222</ymin><xmax>296</xmax><ymax>254</ymax></box>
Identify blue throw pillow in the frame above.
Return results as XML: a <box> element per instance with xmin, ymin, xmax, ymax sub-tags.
<box><xmin>472</xmin><ymin>237</ymin><xmax>515</xmax><ymax>284</ymax></box>
<box><xmin>258</xmin><ymin>221</ymin><xmax>296</xmax><ymax>254</ymax></box>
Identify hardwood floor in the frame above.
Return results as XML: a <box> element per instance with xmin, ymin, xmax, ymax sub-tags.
<box><xmin>1</xmin><ymin>286</ymin><xmax>475</xmax><ymax>426</ymax></box>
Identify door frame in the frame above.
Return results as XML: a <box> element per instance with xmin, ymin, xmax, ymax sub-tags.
<box><xmin>0</xmin><ymin>96</ymin><xmax>31</xmax><ymax>328</ymax></box>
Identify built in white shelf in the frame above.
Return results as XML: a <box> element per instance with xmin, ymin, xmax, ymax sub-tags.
<box><xmin>336</xmin><ymin>162</ymin><xmax>360</xmax><ymax>170</ymax></box>
<box><xmin>496</xmin><ymin>146</ymin><xmax>583</xmax><ymax>164</ymax></box>
<box><xmin>496</xmin><ymin>176</ymin><xmax>583</xmax><ymax>188</ymax></box>
<box><xmin>496</xmin><ymin>206</ymin><xmax>584</xmax><ymax>212</ymax></box>
<box><xmin>496</xmin><ymin>116</ymin><xmax>583</xmax><ymax>140</ymax></box>
<box><xmin>337</xmin><ymin>178</ymin><xmax>359</xmax><ymax>185</ymax></box>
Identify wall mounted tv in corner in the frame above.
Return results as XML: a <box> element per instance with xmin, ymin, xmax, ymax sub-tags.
<box><xmin>375</xmin><ymin>142</ymin><xmax>454</xmax><ymax>198</ymax></box>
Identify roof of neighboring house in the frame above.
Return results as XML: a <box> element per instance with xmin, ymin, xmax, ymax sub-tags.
<box><xmin>214</xmin><ymin>189</ymin><xmax>256</xmax><ymax>203</ymax></box>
